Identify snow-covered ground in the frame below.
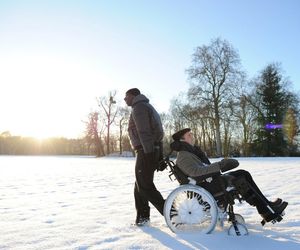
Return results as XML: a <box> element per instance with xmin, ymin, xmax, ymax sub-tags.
<box><xmin>0</xmin><ymin>156</ymin><xmax>299</xmax><ymax>250</ymax></box>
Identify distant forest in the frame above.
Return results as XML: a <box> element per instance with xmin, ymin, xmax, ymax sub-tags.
<box><xmin>0</xmin><ymin>132</ymin><xmax>89</xmax><ymax>155</ymax></box>
<box><xmin>1</xmin><ymin>38</ymin><xmax>299</xmax><ymax>157</ymax></box>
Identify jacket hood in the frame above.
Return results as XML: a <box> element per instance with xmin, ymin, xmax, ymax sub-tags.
<box><xmin>132</xmin><ymin>94</ymin><xmax>149</xmax><ymax>106</ymax></box>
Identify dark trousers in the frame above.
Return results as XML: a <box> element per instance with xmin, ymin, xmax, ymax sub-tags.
<box><xmin>227</xmin><ymin>170</ymin><xmax>270</xmax><ymax>214</ymax></box>
<box><xmin>134</xmin><ymin>150</ymin><xmax>165</xmax><ymax>218</ymax></box>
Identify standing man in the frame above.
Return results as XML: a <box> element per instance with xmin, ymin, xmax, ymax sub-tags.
<box><xmin>124</xmin><ymin>88</ymin><xmax>165</xmax><ymax>226</ymax></box>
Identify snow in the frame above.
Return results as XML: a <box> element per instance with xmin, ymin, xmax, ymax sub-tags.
<box><xmin>0</xmin><ymin>156</ymin><xmax>299</xmax><ymax>250</ymax></box>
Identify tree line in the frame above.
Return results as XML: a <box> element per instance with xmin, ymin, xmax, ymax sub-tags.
<box><xmin>0</xmin><ymin>131</ymin><xmax>89</xmax><ymax>155</ymax></box>
<box><xmin>1</xmin><ymin>38</ymin><xmax>299</xmax><ymax>157</ymax></box>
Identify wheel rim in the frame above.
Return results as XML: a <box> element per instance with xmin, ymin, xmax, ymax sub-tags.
<box><xmin>164</xmin><ymin>185</ymin><xmax>218</xmax><ymax>233</ymax></box>
<box><xmin>234</xmin><ymin>214</ymin><xmax>246</xmax><ymax>224</ymax></box>
<box><xmin>177</xmin><ymin>198</ymin><xmax>204</xmax><ymax>224</ymax></box>
<box><xmin>228</xmin><ymin>223</ymin><xmax>248</xmax><ymax>236</ymax></box>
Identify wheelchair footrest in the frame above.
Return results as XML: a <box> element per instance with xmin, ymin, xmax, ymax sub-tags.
<box><xmin>261</xmin><ymin>213</ymin><xmax>284</xmax><ymax>226</ymax></box>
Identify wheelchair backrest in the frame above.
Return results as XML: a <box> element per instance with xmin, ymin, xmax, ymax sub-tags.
<box><xmin>161</xmin><ymin>157</ymin><xmax>189</xmax><ymax>184</ymax></box>
<box><xmin>171</xmin><ymin>163</ymin><xmax>190</xmax><ymax>185</ymax></box>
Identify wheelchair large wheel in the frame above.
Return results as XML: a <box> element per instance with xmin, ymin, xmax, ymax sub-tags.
<box><xmin>164</xmin><ymin>184</ymin><xmax>218</xmax><ymax>234</ymax></box>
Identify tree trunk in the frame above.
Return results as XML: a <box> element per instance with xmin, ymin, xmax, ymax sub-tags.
<box><xmin>119</xmin><ymin>118</ymin><xmax>124</xmax><ymax>155</ymax></box>
<box><xmin>214</xmin><ymin>102</ymin><xmax>222</xmax><ymax>156</ymax></box>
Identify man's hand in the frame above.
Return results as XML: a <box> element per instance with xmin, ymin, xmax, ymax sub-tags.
<box><xmin>219</xmin><ymin>159</ymin><xmax>239</xmax><ymax>173</ymax></box>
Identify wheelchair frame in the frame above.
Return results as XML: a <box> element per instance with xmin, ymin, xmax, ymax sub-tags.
<box><xmin>162</xmin><ymin>156</ymin><xmax>249</xmax><ymax>236</ymax></box>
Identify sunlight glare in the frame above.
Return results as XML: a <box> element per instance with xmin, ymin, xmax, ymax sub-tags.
<box><xmin>0</xmin><ymin>51</ymin><xmax>100</xmax><ymax>139</ymax></box>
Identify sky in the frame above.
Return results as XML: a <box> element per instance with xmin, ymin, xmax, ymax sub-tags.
<box><xmin>0</xmin><ymin>0</ymin><xmax>299</xmax><ymax>139</ymax></box>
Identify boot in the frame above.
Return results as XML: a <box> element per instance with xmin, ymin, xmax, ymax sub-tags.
<box><xmin>135</xmin><ymin>216</ymin><xmax>150</xmax><ymax>226</ymax></box>
<box><xmin>271</xmin><ymin>200</ymin><xmax>288</xmax><ymax>215</ymax></box>
<box><xmin>135</xmin><ymin>209</ymin><xmax>150</xmax><ymax>226</ymax></box>
<box><xmin>268</xmin><ymin>198</ymin><xmax>282</xmax><ymax>206</ymax></box>
<box><xmin>261</xmin><ymin>201</ymin><xmax>288</xmax><ymax>223</ymax></box>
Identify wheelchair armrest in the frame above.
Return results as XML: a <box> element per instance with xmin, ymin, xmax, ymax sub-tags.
<box><xmin>193</xmin><ymin>172</ymin><xmax>222</xmax><ymax>184</ymax></box>
<box><xmin>188</xmin><ymin>177</ymin><xmax>197</xmax><ymax>185</ymax></box>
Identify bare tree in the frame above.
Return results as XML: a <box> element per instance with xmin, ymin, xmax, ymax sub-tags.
<box><xmin>117</xmin><ymin>106</ymin><xmax>130</xmax><ymax>155</ymax></box>
<box><xmin>229</xmin><ymin>95</ymin><xmax>256</xmax><ymax>156</ymax></box>
<box><xmin>169</xmin><ymin>95</ymin><xmax>188</xmax><ymax>132</ymax></box>
<box><xmin>169</xmin><ymin>93</ymin><xmax>214</xmax><ymax>154</ymax></box>
<box><xmin>187</xmin><ymin>37</ymin><xmax>244</xmax><ymax>156</ymax></box>
<box><xmin>84</xmin><ymin>112</ymin><xmax>105</xmax><ymax>156</ymax></box>
<box><xmin>98</xmin><ymin>91</ymin><xmax>118</xmax><ymax>155</ymax></box>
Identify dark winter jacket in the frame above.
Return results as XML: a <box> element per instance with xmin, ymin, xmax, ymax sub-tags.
<box><xmin>172</xmin><ymin>141</ymin><xmax>221</xmax><ymax>177</ymax></box>
<box><xmin>128</xmin><ymin>94</ymin><xmax>164</xmax><ymax>153</ymax></box>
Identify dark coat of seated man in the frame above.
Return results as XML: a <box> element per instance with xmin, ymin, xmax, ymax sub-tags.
<box><xmin>171</xmin><ymin>128</ymin><xmax>288</xmax><ymax>224</ymax></box>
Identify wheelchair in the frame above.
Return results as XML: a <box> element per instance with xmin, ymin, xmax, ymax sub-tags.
<box><xmin>161</xmin><ymin>157</ymin><xmax>249</xmax><ymax>236</ymax></box>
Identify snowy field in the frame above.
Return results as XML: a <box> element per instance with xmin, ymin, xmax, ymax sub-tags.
<box><xmin>0</xmin><ymin>156</ymin><xmax>300</xmax><ymax>250</ymax></box>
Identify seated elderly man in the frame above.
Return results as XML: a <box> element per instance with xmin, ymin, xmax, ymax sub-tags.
<box><xmin>171</xmin><ymin>128</ymin><xmax>288</xmax><ymax>224</ymax></box>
